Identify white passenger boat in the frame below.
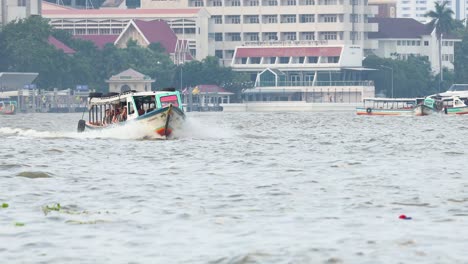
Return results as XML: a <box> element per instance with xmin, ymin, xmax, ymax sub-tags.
<box><xmin>356</xmin><ymin>98</ymin><xmax>424</xmax><ymax>116</ymax></box>
<box><xmin>77</xmin><ymin>89</ymin><xmax>185</xmax><ymax>139</ymax></box>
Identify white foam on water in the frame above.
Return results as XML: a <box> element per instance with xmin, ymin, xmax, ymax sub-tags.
<box><xmin>173</xmin><ymin>116</ymin><xmax>235</xmax><ymax>139</ymax></box>
<box><xmin>0</xmin><ymin>121</ymin><xmax>161</xmax><ymax>141</ymax></box>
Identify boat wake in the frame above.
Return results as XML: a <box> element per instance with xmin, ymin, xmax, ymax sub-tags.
<box><xmin>0</xmin><ymin>116</ymin><xmax>235</xmax><ymax>140</ymax></box>
<box><xmin>0</xmin><ymin>122</ymin><xmax>161</xmax><ymax>140</ymax></box>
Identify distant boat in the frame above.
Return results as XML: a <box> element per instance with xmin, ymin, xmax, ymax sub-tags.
<box><xmin>356</xmin><ymin>98</ymin><xmax>424</xmax><ymax>116</ymax></box>
<box><xmin>77</xmin><ymin>89</ymin><xmax>185</xmax><ymax>139</ymax></box>
<box><xmin>0</xmin><ymin>100</ymin><xmax>17</xmax><ymax>115</ymax></box>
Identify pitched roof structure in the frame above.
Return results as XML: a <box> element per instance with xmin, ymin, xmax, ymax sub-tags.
<box><xmin>368</xmin><ymin>17</ymin><xmax>431</xmax><ymax>39</ymax></box>
<box><xmin>48</xmin><ymin>36</ymin><xmax>76</xmax><ymax>54</ymax></box>
<box><xmin>107</xmin><ymin>68</ymin><xmax>153</xmax><ymax>82</ymax></box>
<box><xmin>116</xmin><ymin>20</ymin><xmax>178</xmax><ymax>53</ymax></box>
<box><xmin>73</xmin><ymin>35</ymin><xmax>119</xmax><ymax>49</ymax></box>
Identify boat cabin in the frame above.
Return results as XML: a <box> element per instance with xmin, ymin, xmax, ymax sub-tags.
<box><xmin>363</xmin><ymin>98</ymin><xmax>420</xmax><ymax>109</ymax></box>
<box><xmin>87</xmin><ymin>90</ymin><xmax>183</xmax><ymax>126</ymax></box>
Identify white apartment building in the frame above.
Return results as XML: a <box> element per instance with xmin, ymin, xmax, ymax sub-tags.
<box><xmin>0</xmin><ymin>0</ymin><xmax>41</xmax><ymax>27</ymax></box>
<box><xmin>397</xmin><ymin>0</ymin><xmax>467</xmax><ymax>22</ymax></box>
<box><xmin>141</xmin><ymin>0</ymin><xmax>379</xmax><ymax>66</ymax></box>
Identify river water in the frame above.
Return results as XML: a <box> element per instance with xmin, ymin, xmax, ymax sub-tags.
<box><xmin>1</xmin><ymin>112</ymin><xmax>468</xmax><ymax>264</ymax></box>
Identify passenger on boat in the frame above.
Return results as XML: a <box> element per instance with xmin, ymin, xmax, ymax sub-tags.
<box><xmin>120</xmin><ymin>107</ymin><xmax>127</xmax><ymax>122</ymax></box>
<box><xmin>137</xmin><ymin>106</ymin><xmax>145</xmax><ymax>116</ymax></box>
<box><xmin>112</xmin><ymin>108</ymin><xmax>120</xmax><ymax>123</ymax></box>
<box><xmin>103</xmin><ymin>109</ymin><xmax>112</xmax><ymax>125</ymax></box>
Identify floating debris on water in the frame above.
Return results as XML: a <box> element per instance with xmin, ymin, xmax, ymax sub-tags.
<box><xmin>17</xmin><ymin>171</ymin><xmax>52</xmax><ymax>179</ymax></box>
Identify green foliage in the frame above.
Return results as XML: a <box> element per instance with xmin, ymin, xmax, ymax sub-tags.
<box><xmin>1</xmin><ymin>203</ymin><xmax>8</xmax><ymax>208</ymax></box>
<box><xmin>42</xmin><ymin>203</ymin><xmax>61</xmax><ymax>215</ymax></box>
<box><xmin>175</xmin><ymin>56</ymin><xmax>246</xmax><ymax>94</ymax></box>
<box><xmin>364</xmin><ymin>55</ymin><xmax>435</xmax><ymax>97</ymax></box>
<box><xmin>454</xmin><ymin>28</ymin><xmax>468</xmax><ymax>83</ymax></box>
<box><xmin>15</xmin><ymin>222</ymin><xmax>25</xmax><ymax>227</ymax></box>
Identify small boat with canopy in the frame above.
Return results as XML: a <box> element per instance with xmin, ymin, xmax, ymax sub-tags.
<box><xmin>77</xmin><ymin>88</ymin><xmax>185</xmax><ymax>138</ymax></box>
<box><xmin>0</xmin><ymin>100</ymin><xmax>17</xmax><ymax>115</ymax></box>
<box><xmin>356</xmin><ymin>98</ymin><xmax>424</xmax><ymax>116</ymax></box>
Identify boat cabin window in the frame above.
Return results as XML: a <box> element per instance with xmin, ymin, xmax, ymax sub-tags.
<box><xmin>160</xmin><ymin>95</ymin><xmax>179</xmax><ymax>107</ymax></box>
<box><xmin>133</xmin><ymin>95</ymin><xmax>157</xmax><ymax>114</ymax></box>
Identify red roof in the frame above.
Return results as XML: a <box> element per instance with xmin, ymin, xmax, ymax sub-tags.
<box><xmin>197</xmin><ymin>85</ymin><xmax>232</xmax><ymax>94</ymax></box>
<box><xmin>48</xmin><ymin>36</ymin><xmax>76</xmax><ymax>54</ymax></box>
<box><xmin>235</xmin><ymin>47</ymin><xmax>342</xmax><ymax>58</ymax></box>
<box><xmin>73</xmin><ymin>35</ymin><xmax>119</xmax><ymax>49</ymax></box>
<box><xmin>133</xmin><ymin>20</ymin><xmax>177</xmax><ymax>53</ymax></box>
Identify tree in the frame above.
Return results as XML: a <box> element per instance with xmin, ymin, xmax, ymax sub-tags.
<box><xmin>363</xmin><ymin>55</ymin><xmax>434</xmax><ymax>97</ymax></box>
<box><xmin>425</xmin><ymin>1</ymin><xmax>455</xmax><ymax>92</ymax></box>
<box><xmin>454</xmin><ymin>26</ymin><xmax>468</xmax><ymax>83</ymax></box>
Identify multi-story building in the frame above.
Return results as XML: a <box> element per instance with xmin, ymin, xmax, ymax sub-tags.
<box><xmin>141</xmin><ymin>0</ymin><xmax>379</xmax><ymax>66</ymax></box>
<box><xmin>368</xmin><ymin>0</ymin><xmax>396</xmax><ymax>18</ymax></box>
<box><xmin>0</xmin><ymin>0</ymin><xmax>41</xmax><ymax>27</ymax></box>
<box><xmin>396</xmin><ymin>0</ymin><xmax>467</xmax><ymax>22</ymax></box>
<box><xmin>369</xmin><ymin>17</ymin><xmax>460</xmax><ymax>74</ymax></box>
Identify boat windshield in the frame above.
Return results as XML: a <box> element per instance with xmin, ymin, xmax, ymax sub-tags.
<box><xmin>160</xmin><ymin>95</ymin><xmax>179</xmax><ymax>108</ymax></box>
<box><xmin>133</xmin><ymin>95</ymin><xmax>157</xmax><ymax>113</ymax></box>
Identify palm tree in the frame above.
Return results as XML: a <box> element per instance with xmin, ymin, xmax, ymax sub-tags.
<box><xmin>425</xmin><ymin>1</ymin><xmax>455</xmax><ymax>92</ymax></box>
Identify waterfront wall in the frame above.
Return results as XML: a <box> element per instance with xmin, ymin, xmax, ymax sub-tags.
<box><xmin>222</xmin><ymin>102</ymin><xmax>360</xmax><ymax>112</ymax></box>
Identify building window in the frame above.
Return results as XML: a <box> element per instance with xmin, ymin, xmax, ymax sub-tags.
<box><xmin>302</xmin><ymin>32</ymin><xmax>315</xmax><ymax>40</ymax></box>
<box><xmin>227</xmin><ymin>15</ymin><xmax>241</xmax><ymax>24</ymax></box>
<box><xmin>300</xmin><ymin>14</ymin><xmax>314</xmax><ymax>23</ymax></box>
<box><xmin>267</xmin><ymin>0</ymin><xmax>278</xmax><ymax>5</ymax></box>
<box><xmin>308</xmin><ymin>56</ymin><xmax>318</xmax><ymax>63</ymax></box>
<box><xmin>213</xmin><ymin>0</ymin><xmax>222</xmax><ymax>5</ymax></box>
<box><xmin>304</xmin><ymin>0</ymin><xmax>314</xmax><ymax>4</ymax></box>
<box><xmin>283</xmin><ymin>32</ymin><xmax>297</xmax><ymax>40</ymax></box>
<box><xmin>264</xmin><ymin>15</ymin><xmax>278</xmax><ymax>23</ymax></box>
<box><xmin>228</xmin><ymin>33</ymin><xmax>241</xmax><ymax>41</ymax></box>
<box><xmin>327</xmin><ymin>56</ymin><xmax>339</xmax><ymax>63</ymax></box>
<box><xmin>246</xmin><ymin>15</ymin><xmax>259</xmax><ymax>23</ymax></box>
<box><xmin>287</xmin><ymin>0</ymin><xmax>296</xmax><ymax>5</ymax></box>
<box><xmin>282</xmin><ymin>15</ymin><xmax>297</xmax><ymax>23</ymax></box>
<box><xmin>193</xmin><ymin>0</ymin><xmax>204</xmax><ymax>6</ymax></box>
<box><xmin>246</xmin><ymin>33</ymin><xmax>259</xmax><ymax>41</ymax></box>
<box><xmin>249</xmin><ymin>0</ymin><xmax>259</xmax><ymax>5</ymax></box>
<box><xmin>322</xmin><ymin>15</ymin><xmax>337</xmax><ymax>22</ymax></box>
<box><xmin>215</xmin><ymin>33</ymin><xmax>223</xmax><ymax>41</ymax></box>
<box><xmin>231</xmin><ymin>0</ymin><xmax>241</xmax><ymax>5</ymax></box>
<box><xmin>18</xmin><ymin>0</ymin><xmax>26</xmax><ymax>6</ymax></box>
<box><xmin>321</xmin><ymin>0</ymin><xmax>337</xmax><ymax>4</ymax></box>
<box><xmin>251</xmin><ymin>57</ymin><xmax>261</xmax><ymax>64</ymax></box>
<box><xmin>265</xmin><ymin>32</ymin><xmax>278</xmax><ymax>40</ymax></box>
<box><xmin>215</xmin><ymin>50</ymin><xmax>223</xmax><ymax>58</ymax></box>
<box><xmin>424</xmin><ymin>41</ymin><xmax>429</xmax><ymax>46</ymax></box>
<box><xmin>213</xmin><ymin>16</ymin><xmax>222</xmax><ymax>24</ymax></box>
<box><xmin>321</xmin><ymin>32</ymin><xmax>337</xmax><ymax>40</ymax></box>
<box><xmin>279</xmin><ymin>57</ymin><xmax>290</xmax><ymax>64</ymax></box>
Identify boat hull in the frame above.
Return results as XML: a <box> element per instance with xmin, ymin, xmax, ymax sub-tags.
<box><xmin>446</xmin><ymin>107</ymin><xmax>468</xmax><ymax>115</ymax></box>
<box><xmin>356</xmin><ymin>107</ymin><xmax>415</xmax><ymax>116</ymax></box>
<box><xmin>84</xmin><ymin>106</ymin><xmax>185</xmax><ymax>139</ymax></box>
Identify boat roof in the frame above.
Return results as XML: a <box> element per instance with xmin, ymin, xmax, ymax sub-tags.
<box><xmin>89</xmin><ymin>90</ymin><xmax>178</xmax><ymax>105</ymax></box>
<box><xmin>363</xmin><ymin>98</ymin><xmax>421</xmax><ymax>102</ymax></box>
